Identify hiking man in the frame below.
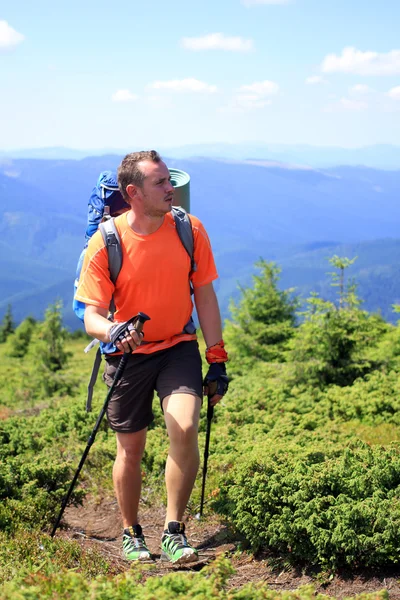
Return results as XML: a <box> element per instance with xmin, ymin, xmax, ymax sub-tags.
<box><xmin>74</xmin><ymin>150</ymin><xmax>228</xmax><ymax>564</ymax></box>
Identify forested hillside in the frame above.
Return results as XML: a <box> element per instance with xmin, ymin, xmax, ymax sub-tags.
<box><xmin>1</xmin><ymin>157</ymin><xmax>400</xmax><ymax>327</ymax></box>
<box><xmin>1</xmin><ymin>258</ymin><xmax>400</xmax><ymax>598</ymax></box>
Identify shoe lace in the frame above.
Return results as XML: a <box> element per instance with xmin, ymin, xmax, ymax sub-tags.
<box><xmin>168</xmin><ymin>532</ymin><xmax>188</xmax><ymax>549</ymax></box>
<box><xmin>125</xmin><ymin>534</ymin><xmax>146</xmax><ymax>549</ymax></box>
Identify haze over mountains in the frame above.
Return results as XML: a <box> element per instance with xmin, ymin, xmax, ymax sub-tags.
<box><xmin>1</xmin><ymin>149</ymin><xmax>400</xmax><ymax>329</ymax></box>
<box><xmin>2</xmin><ymin>143</ymin><xmax>400</xmax><ymax>170</ymax></box>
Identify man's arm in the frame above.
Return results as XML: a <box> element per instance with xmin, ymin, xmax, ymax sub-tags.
<box><xmin>84</xmin><ymin>305</ymin><xmax>142</xmax><ymax>353</ymax></box>
<box><xmin>194</xmin><ymin>282</ymin><xmax>228</xmax><ymax>406</ymax></box>
<box><xmin>84</xmin><ymin>305</ymin><xmax>111</xmax><ymax>342</ymax></box>
<box><xmin>193</xmin><ymin>282</ymin><xmax>222</xmax><ymax>349</ymax></box>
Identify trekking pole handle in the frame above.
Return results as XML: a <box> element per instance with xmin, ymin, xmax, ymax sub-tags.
<box><xmin>133</xmin><ymin>312</ymin><xmax>151</xmax><ymax>334</ymax></box>
<box><xmin>112</xmin><ymin>313</ymin><xmax>151</xmax><ymax>378</ymax></box>
<box><xmin>207</xmin><ymin>381</ymin><xmax>218</xmax><ymax>418</ymax></box>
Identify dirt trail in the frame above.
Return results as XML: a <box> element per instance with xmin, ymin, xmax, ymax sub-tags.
<box><xmin>60</xmin><ymin>496</ymin><xmax>400</xmax><ymax>598</ymax></box>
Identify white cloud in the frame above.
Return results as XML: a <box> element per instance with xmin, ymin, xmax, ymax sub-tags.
<box><xmin>349</xmin><ymin>84</ymin><xmax>373</xmax><ymax>95</ymax></box>
<box><xmin>181</xmin><ymin>33</ymin><xmax>254</xmax><ymax>52</ymax></box>
<box><xmin>112</xmin><ymin>90</ymin><xmax>138</xmax><ymax>102</ymax></box>
<box><xmin>219</xmin><ymin>95</ymin><xmax>272</xmax><ymax>113</ymax></box>
<box><xmin>147</xmin><ymin>95</ymin><xmax>173</xmax><ymax>109</ymax></box>
<box><xmin>387</xmin><ymin>86</ymin><xmax>400</xmax><ymax>100</ymax></box>
<box><xmin>238</xmin><ymin>80</ymin><xmax>279</xmax><ymax>96</ymax></box>
<box><xmin>324</xmin><ymin>97</ymin><xmax>368</xmax><ymax>112</ymax></box>
<box><xmin>322</xmin><ymin>47</ymin><xmax>400</xmax><ymax>76</ymax></box>
<box><xmin>222</xmin><ymin>79</ymin><xmax>279</xmax><ymax>112</ymax></box>
<box><xmin>306</xmin><ymin>75</ymin><xmax>328</xmax><ymax>85</ymax></box>
<box><xmin>340</xmin><ymin>97</ymin><xmax>368</xmax><ymax>110</ymax></box>
<box><xmin>242</xmin><ymin>0</ymin><xmax>290</xmax><ymax>5</ymax></box>
<box><xmin>237</xmin><ymin>95</ymin><xmax>272</xmax><ymax>110</ymax></box>
<box><xmin>0</xmin><ymin>20</ymin><xmax>24</xmax><ymax>49</ymax></box>
<box><xmin>149</xmin><ymin>78</ymin><xmax>217</xmax><ymax>93</ymax></box>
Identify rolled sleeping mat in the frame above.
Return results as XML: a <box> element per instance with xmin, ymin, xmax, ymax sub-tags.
<box><xmin>169</xmin><ymin>168</ymin><xmax>190</xmax><ymax>213</ymax></box>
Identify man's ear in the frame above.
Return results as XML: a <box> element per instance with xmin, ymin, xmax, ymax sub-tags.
<box><xmin>125</xmin><ymin>183</ymin><xmax>138</xmax><ymax>201</ymax></box>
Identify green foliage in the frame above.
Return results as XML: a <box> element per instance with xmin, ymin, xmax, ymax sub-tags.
<box><xmin>0</xmin><ymin>401</ymin><xmax>96</xmax><ymax>532</ymax></box>
<box><xmin>2</xmin><ymin>250</ymin><xmax>400</xmax><ymax>594</ymax></box>
<box><xmin>66</xmin><ymin>327</ymin><xmax>90</xmax><ymax>340</ymax></box>
<box><xmin>6</xmin><ymin>316</ymin><xmax>37</xmax><ymax>358</ymax></box>
<box><xmin>224</xmin><ymin>260</ymin><xmax>298</xmax><ymax>368</ymax></box>
<box><xmin>0</xmin><ymin>552</ymin><xmax>388</xmax><ymax>599</ymax></box>
<box><xmin>25</xmin><ymin>301</ymin><xmax>75</xmax><ymax>396</ymax></box>
<box><xmin>0</xmin><ymin>530</ymin><xmax>114</xmax><ymax>584</ymax></box>
<box><xmin>29</xmin><ymin>301</ymin><xmax>71</xmax><ymax>372</ymax></box>
<box><xmin>213</xmin><ymin>441</ymin><xmax>400</xmax><ymax>569</ymax></box>
<box><xmin>290</xmin><ymin>293</ymin><xmax>389</xmax><ymax>387</ymax></box>
<box><xmin>327</xmin><ymin>255</ymin><xmax>358</xmax><ymax>309</ymax></box>
<box><xmin>0</xmin><ymin>304</ymin><xmax>15</xmax><ymax>343</ymax></box>
<box><xmin>0</xmin><ymin>451</ymin><xmax>79</xmax><ymax>533</ymax></box>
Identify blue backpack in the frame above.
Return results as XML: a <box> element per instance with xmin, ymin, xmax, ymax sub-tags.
<box><xmin>74</xmin><ymin>169</ymin><xmax>196</xmax><ymax>410</ymax></box>
<box><xmin>73</xmin><ymin>170</ymin><xmax>128</xmax><ymax>323</ymax></box>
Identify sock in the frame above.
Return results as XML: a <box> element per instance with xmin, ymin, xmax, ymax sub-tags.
<box><xmin>124</xmin><ymin>524</ymin><xmax>142</xmax><ymax>537</ymax></box>
<box><xmin>165</xmin><ymin>521</ymin><xmax>185</xmax><ymax>535</ymax></box>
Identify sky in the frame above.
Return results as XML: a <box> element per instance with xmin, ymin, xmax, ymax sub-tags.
<box><xmin>1</xmin><ymin>0</ymin><xmax>400</xmax><ymax>151</ymax></box>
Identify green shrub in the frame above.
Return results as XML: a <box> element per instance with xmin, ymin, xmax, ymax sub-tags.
<box><xmin>0</xmin><ymin>529</ymin><xmax>113</xmax><ymax>583</ymax></box>
<box><xmin>0</xmin><ymin>553</ymin><xmax>390</xmax><ymax>599</ymax></box>
<box><xmin>0</xmin><ymin>451</ymin><xmax>81</xmax><ymax>533</ymax></box>
<box><xmin>213</xmin><ymin>441</ymin><xmax>400</xmax><ymax>569</ymax></box>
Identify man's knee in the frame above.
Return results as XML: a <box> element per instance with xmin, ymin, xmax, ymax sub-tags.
<box><xmin>116</xmin><ymin>429</ymin><xmax>147</xmax><ymax>463</ymax></box>
<box><xmin>168</xmin><ymin>420</ymin><xmax>199</xmax><ymax>448</ymax></box>
<box><xmin>164</xmin><ymin>393</ymin><xmax>201</xmax><ymax>446</ymax></box>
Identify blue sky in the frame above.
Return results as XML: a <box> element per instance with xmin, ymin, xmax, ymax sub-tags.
<box><xmin>1</xmin><ymin>0</ymin><xmax>400</xmax><ymax>150</ymax></box>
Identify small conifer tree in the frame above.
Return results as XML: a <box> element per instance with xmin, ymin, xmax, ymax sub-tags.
<box><xmin>0</xmin><ymin>304</ymin><xmax>15</xmax><ymax>343</ymax></box>
<box><xmin>28</xmin><ymin>301</ymin><xmax>74</xmax><ymax>396</ymax></box>
<box><xmin>291</xmin><ymin>256</ymin><xmax>389</xmax><ymax>386</ymax></box>
<box><xmin>30</xmin><ymin>301</ymin><xmax>70</xmax><ymax>372</ymax></box>
<box><xmin>224</xmin><ymin>260</ymin><xmax>298</xmax><ymax>365</ymax></box>
<box><xmin>6</xmin><ymin>316</ymin><xmax>37</xmax><ymax>358</ymax></box>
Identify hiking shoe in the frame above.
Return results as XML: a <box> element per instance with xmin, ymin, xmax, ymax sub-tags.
<box><xmin>122</xmin><ymin>524</ymin><xmax>152</xmax><ymax>561</ymax></box>
<box><xmin>161</xmin><ymin>521</ymin><xmax>198</xmax><ymax>564</ymax></box>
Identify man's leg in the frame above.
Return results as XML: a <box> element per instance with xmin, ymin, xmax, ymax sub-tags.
<box><xmin>113</xmin><ymin>428</ymin><xmax>152</xmax><ymax>560</ymax></box>
<box><xmin>163</xmin><ymin>393</ymin><xmax>201</xmax><ymax>527</ymax></box>
<box><xmin>113</xmin><ymin>428</ymin><xmax>147</xmax><ymax>528</ymax></box>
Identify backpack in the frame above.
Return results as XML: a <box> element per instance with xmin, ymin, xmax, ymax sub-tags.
<box><xmin>74</xmin><ymin>169</ymin><xmax>196</xmax><ymax>410</ymax></box>
<box><xmin>73</xmin><ymin>170</ymin><xmax>129</xmax><ymax>323</ymax></box>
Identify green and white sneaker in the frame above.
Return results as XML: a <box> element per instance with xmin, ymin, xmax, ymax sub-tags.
<box><xmin>161</xmin><ymin>521</ymin><xmax>198</xmax><ymax>564</ymax></box>
<box><xmin>122</xmin><ymin>524</ymin><xmax>152</xmax><ymax>561</ymax></box>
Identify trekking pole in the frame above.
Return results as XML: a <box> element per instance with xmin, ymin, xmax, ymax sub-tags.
<box><xmin>198</xmin><ymin>382</ymin><xmax>217</xmax><ymax>518</ymax></box>
<box><xmin>50</xmin><ymin>312</ymin><xmax>150</xmax><ymax>538</ymax></box>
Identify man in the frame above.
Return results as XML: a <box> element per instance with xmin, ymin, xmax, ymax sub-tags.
<box><xmin>75</xmin><ymin>150</ymin><xmax>228</xmax><ymax>564</ymax></box>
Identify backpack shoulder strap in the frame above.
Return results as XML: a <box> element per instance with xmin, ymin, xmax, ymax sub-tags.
<box><xmin>99</xmin><ymin>218</ymin><xmax>123</xmax><ymax>284</ymax></box>
<box><xmin>171</xmin><ymin>206</ymin><xmax>197</xmax><ymax>274</ymax></box>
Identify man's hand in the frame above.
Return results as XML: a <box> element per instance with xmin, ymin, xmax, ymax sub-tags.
<box><xmin>108</xmin><ymin>320</ymin><xmax>143</xmax><ymax>354</ymax></box>
<box><xmin>203</xmin><ymin>362</ymin><xmax>229</xmax><ymax>407</ymax></box>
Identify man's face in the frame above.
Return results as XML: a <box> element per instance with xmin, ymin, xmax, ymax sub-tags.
<box><xmin>133</xmin><ymin>160</ymin><xmax>174</xmax><ymax>217</ymax></box>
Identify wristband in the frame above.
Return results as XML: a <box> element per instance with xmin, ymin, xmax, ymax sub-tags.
<box><xmin>205</xmin><ymin>339</ymin><xmax>228</xmax><ymax>364</ymax></box>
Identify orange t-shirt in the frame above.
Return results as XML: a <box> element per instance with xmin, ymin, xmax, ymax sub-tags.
<box><xmin>75</xmin><ymin>211</ymin><xmax>218</xmax><ymax>354</ymax></box>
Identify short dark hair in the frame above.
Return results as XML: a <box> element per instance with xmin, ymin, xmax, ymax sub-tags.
<box><xmin>117</xmin><ymin>150</ymin><xmax>162</xmax><ymax>200</ymax></box>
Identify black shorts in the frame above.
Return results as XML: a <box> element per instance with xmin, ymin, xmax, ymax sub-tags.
<box><xmin>103</xmin><ymin>341</ymin><xmax>203</xmax><ymax>433</ymax></box>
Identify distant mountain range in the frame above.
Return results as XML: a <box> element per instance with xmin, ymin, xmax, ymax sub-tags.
<box><xmin>1</xmin><ymin>155</ymin><xmax>400</xmax><ymax>329</ymax></box>
<box><xmin>1</xmin><ymin>143</ymin><xmax>400</xmax><ymax>170</ymax></box>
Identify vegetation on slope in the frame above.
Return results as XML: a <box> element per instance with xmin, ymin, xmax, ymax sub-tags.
<box><xmin>0</xmin><ymin>256</ymin><xmax>399</xmax><ymax>597</ymax></box>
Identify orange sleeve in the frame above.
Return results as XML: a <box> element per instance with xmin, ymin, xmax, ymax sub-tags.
<box><xmin>190</xmin><ymin>216</ymin><xmax>218</xmax><ymax>288</ymax></box>
<box><xmin>74</xmin><ymin>230</ymin><xmax>115</xmax><ymax>309</ymax></box>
